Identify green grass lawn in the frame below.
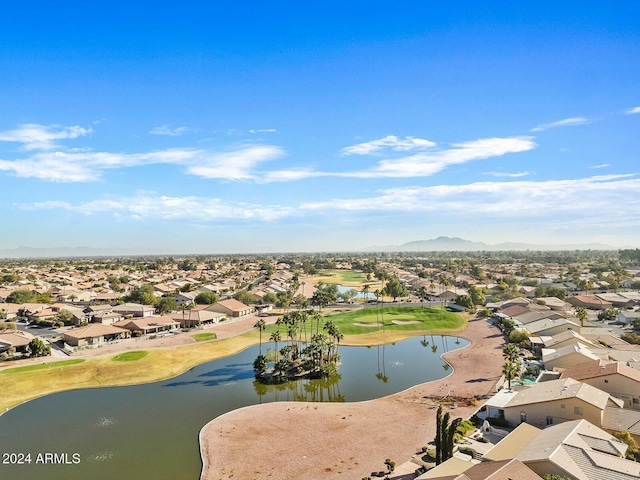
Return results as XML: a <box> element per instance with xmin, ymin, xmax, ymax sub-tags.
<box><xmin>112</xmin><ymin>351</ymin><xmax>148</xmax><ymax>362</ymax></box>
<box><xmin>262</xmin><ymin>306</ymin><xmax>466</xmax><ymax>340</ymax></box>
<box><xmin>315</xmin><ymin>269</ymin><xmax>369</xmax><ymax>285</ymax></box>
<box><xmin>0</xmin><ymin>358</ymin><xmax>85</xmax><ymax>374</ymax></box>
<box><xmin>192</xmin><ymin>332</ymin><xmax>217</xmax><ymax>342</ymax></box>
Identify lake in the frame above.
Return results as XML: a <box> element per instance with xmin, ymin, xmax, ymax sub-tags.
<box><xmin>0</xmin><ymin>335</ymin><xmax>467</xmax><ymax>480</ymax></box>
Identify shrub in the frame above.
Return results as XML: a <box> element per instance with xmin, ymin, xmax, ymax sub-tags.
<box><xmin>457</xmin><ymin>419</ymin><xmax>476</xmax><ymax>436</ymax></box>
<box><xmin>458</xmin><ymin>446</ymin><xmax>477</xmax><ymax>458</ymax></box>
<box><xmin>621</xmin><ymin>332</ymin><xmax>640</xmax><ymax>345</ymax></box>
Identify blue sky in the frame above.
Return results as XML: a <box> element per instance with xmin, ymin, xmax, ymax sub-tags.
<box><xmin>1</xmin><ymin>1</ymin><xmax>639</xmax><ymax>254</ymax></box>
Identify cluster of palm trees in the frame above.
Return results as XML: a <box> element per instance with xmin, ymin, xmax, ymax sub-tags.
<box><xmin>253</xmin><ymin>310</ymin><xmax>344</xmax><ymax>383</ymax></box>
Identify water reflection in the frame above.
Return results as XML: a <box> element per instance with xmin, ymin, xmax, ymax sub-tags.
<box><xmin>253</xmin><ymin>373</ymin><xmax>345</xmax><ymax>402</ymax></box>
<box><xmin>0</xmin><ymin>335</ymin><xmax>467</xmax><ymax>480</ymax></box>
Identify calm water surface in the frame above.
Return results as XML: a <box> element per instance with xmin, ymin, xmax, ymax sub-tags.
<box><xmin>0</xmin><ymin>335</ymin><xmax>467</xmax><ymax>480</ymax></box>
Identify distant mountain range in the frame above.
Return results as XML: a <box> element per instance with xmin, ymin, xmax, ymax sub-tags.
<box><xmin>0</xmin><ymin>237</ymin><xmax>626</xmax><ymax>259</ymax></box>
<box><xmin>363</xmin><ymin>236</ymin><xmax>619</xmax><ymax>252</ymax></box>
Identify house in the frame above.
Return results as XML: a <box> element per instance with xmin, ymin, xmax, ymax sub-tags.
<box><xmin>113</xmin><ymin>315</ymin><xmax>179</xmax><ymax>335</ymax></box>
<box><xmin>522</xmin><ymin>317</ymin><xmax>579</xmax><ymax>338</ymax></box>
<box><xmin>0</xmin><ymin>302</ymin><xmax>22</xmax><ymax>320</ymax></box>
<box><xmin>175</xmin><ymin>291</ymin><xmax>198</xmax><ymax>306</ymax></box>
<box><xmin>541</xmin><ymin>342</ymin><xmax>604</xmax><ymax>370</ymax></box>
<box><xmin>516</xmin><ymin>419</ymin><xmax>639</xmax><ymax>480</ymax></box>
<box><xmin>602</xmin><ymin>406</ymin><xmax>640</xmax><ymax>444</ymax></box>
<box><xmin>170</xmin><ymin>309</ymin><xmax>225</xmax><ymax>328</ymax></box>
<box><xmin>206</xmin><ymin>299</ymin><xmax>254</xmax><ymax>318</ymax></box>
<box><xmin>595</xmin><ymin>292</ymin><xmax>636</xmax><ymax>309</ymax></box>
<box><xmin>618</xmin><ymin>310</ymin><xmax>640</xmax><ymax>326</ymax></box>
<box><xmin>566</xmin><ymin>294</ymin><xmax>612</xmax><ymax>310</ymax></box>
<box><xmin>539</xmin><ymin>330</ymin><xmax>601</xmax><ymax>351</ymax></box>
<box><xmin>0</xmin><ymin>330</ymin><xmax>35</xmax><ymax>355</ymax></box>
<box><xmin>62</xmin><ymin>324</ymin><xmax>130</xmax><ymax>347</ymax></box>
<box><xmin>518</xmin><ymin>285</ymin><xmax>538</xmax><ymax>298</ymax></box>
<box><xmin>84</xmin><ymin>305</ymin><xmax>123</xmax><ymax>325</ymax></box>
<box><xmin>483</xmin><ymin>378</ymin><xmax>622</xmax><ymax>428</ymax></box>
<box><xmin>112</xmin><ymin>303</ymin><xmax>155</xmax><ymax>318</ymax></box>
<box><xmin>557</xmin><ymin>359</ymin><xmax>640</xmax><ymax>410</ymax></box>
<box><xmin>482</xmin><ymin>422</ymin><xmax>542</xmax><ymax>462</ymax></box>
<box><xmin>536</xmin><ymin>296</ymin><xmax>572</xmax><ymax>312</ymax></box>
<box><xmin>420</xmin><ymin>458</ymin><xmax>543</xmax><ymax>480</ymax></box>
<box><xmin>512</xmin><ymin>310</ymin><xmax>564</xmax><ymax>326</ymax></box>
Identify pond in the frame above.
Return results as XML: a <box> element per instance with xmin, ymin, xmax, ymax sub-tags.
<box><xmin>0</xmin><ymin>335</ymin><xmax>467</xmax><ymax>480</ymax></box>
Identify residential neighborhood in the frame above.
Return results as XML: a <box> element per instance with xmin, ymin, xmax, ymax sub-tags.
<box><xmin>1</xmin><ymin>249</ymin><xmax>640</xmax><ymax>479</ymax></box>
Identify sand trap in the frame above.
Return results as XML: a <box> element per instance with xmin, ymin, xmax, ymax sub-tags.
<box><xmin>354</xmin><ymin>322</ymin><xmax>380</xmax><ymax>327</ymax></box>
<box><xmin>391</xmin><ymin>320</ymin><xmax>421</xmax><ymax>325</ymax></box>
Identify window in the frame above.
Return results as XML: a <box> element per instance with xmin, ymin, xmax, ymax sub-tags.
<box><xmin>604</xmin><ymin>379</ymin><xmax>609</xmax><ymax>383</ymax></box>
<box><xmin>546</xmin><ymin>416</ymin><xmax>553</xmax><ymax>425</ymax></box>
<box><xmin>560</xmin><ymin>403</ymin><xmax>565</xmax><ymax>409</ymax></box>
<box><xmin>633</xmin><ymin>398</ymin><xmax>639</xmax><ymax>404</ymax></box>
<box><xmin>574</xmin><ymin>406</ymin><xmax>583</xmax><ymax>416</ymax></box>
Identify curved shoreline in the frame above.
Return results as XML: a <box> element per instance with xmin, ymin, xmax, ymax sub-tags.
<box><xmin>199</xmin><ymin>317</ymin><xmax>504</xmax><ymax>480</ymax></box>
<box><xmin>0</xmin><ymin>311</ymin><xmax>466</xmax><ymax>415</ymax></box>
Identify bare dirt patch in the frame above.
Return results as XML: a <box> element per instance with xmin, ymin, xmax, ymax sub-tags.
<box><xmin>200</xmin><ymin>317</ymin><xmax>505</xmax><ymax>480</ymax></box>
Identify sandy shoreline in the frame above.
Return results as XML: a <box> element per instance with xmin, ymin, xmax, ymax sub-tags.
<box><xmin>199</xmin><ymin>317</ymin><xmax>505</xmax><ymax>480</ymax></box>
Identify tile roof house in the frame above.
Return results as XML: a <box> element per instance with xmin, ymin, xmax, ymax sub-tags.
<box><xmin>0</xmin><ymin>330</ymin><xmax>35</xmax><ymax>354</ymax></box>
<box><xmin>62</xmin><ymin>324</ymin><xmax>130</xmax><ymax>347</ymax></box>
<box><xmin>206</xmin><ymin>299</ymin><xmax>254</xmax><ymax>318</ymax></box>
<box><xmin>566</xmin><ymin>295</ymin><xmax>613</xmax><ymax>310</ymax></box>
<box><xmin>483</xmin><ymin>378</ymin><xmax>623</xmax><ymax>429</ymax></box>
<box><xmin>557</xmin><ymin>359</ymin><xmax>640</xmax><ymax>411</ymax></box>
<box><xmin>516</xmin><ymin>419</ymin><xmax>640</xmax><ymax>480</ymax></box>
<box><xmin>542</xmin><ymin>342</ymin><xmax>604</xmax><ymax>370</ymax></box>
<box><xmin>112</xmin><ymin>303</ymin><xmax>156</xmax><ymax>318</ymax></box>
<box><xmin>169</xmin><ymin>309</ymin><xmax>225</xmax><ymax>328</ymax></box>
<box><xmin>113</xmin><ymin>315</ymin><xmax>179</xmax><ymax>335</ymax></box>
<box><xmin>602</xmin><ymin>406</ymin><xmax>640</xmax><ymax>443</ymax></box>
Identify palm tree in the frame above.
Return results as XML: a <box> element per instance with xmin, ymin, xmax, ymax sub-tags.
<box><xmin>269</xmin><ymin>330</ymin><xmax>281</xmax><ymax>363</ymax></box>
<box><xmin>502</xmin><ymin>343</ymin><xmax>520</xmax><ymax>363</ymax></box>
<box><xmin>362</xmin><ymin>283</ymin><xmax>370</xmax><ymax>303</ymax></box>
<box><xmin>502</xmin><ymin>361</ymin><xmax>519</xmax><ymax>390</ymax></box>
<box><xmin>575</xmin><ymin>306</ymin><xmax>588</xmax><ymax>327</ymax></box>
<box><xmin>254</xmin><ymin>318</ymin><xmax>266</xmax><ymax>355</ymax></box>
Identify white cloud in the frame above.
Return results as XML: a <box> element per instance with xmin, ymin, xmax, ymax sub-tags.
<box><xmin>341</xmin><ymin>135</ymin><xmax>436</xmax><ymax>155</ymax></box>
<box><xmin>149</xmin><ymin>125</ymin><xmax>191</xmax><ymax>136</ymax></box>
<box><xmin>0</xmin><ymin>123</ymin><xmax>92</xmax><ymax>150</ymax></box>
<box><xmin>626</xmin><ymin>106</ymin><xmax>640</xmax><ymax>114</ymax></box>
<box><xmin>0</xmin><ymin>145</ymin><xmax>284</xmax><ymax>182</ymax></box>
<box><xmin>342</xmin><ymin>136</ymin><xmax>536</xmax><ymax>178</ymax></box>
<box><xmin>20</xmin><ymin>194</ymin><xmax>293</xmax><ymax>222</ymax></box>
<box><xmin>483</xmin><ymin>171</ymin><xmax>533</xmax><ymax>178</ymax></box>
<box><xmin>530</xmin><ymin>117</ymin><xmax>590</xmax><ymax>132</ymax></box>
<box><xmin>589</xmin><ymin>163</ymin><xmax>610</xmax><ymax>169</ymax></box>
<box><xmin>185</xmin><ymin>145</ymin><xmax>284</xmax><ymax>180</ymax></box>
<box><xmin>249</xmin><ymin>129</ymin><xmax>277</xmax><ymax>134</ymax></box>
<box><xmin>300</xmin><ymin>174</ymin><xmax>640</xmax><ymax>222</ymax></box>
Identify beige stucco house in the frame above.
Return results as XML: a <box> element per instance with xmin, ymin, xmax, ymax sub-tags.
<box><xmin>558</xmin><ymin>359</ymin><xmax>640</xmax><ymax>410</ymax></box>
<box><xmin>484</xmin><ymin>378</ymin><xmax>622</xmax><ymax>429</ymax></box>
<box><xmin>62</xmin><ymin>324</ymin><xmax>130</xmax><ymax>347</ymax></box>
<box><xmin>206</xmin><ymin>299</ymin><xmax>254</xmax><ymax>318</ymax></box>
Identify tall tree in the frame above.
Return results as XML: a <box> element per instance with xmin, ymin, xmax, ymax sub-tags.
<box><xmin>502</xmin><ymin>361</ymin><xmax>519</xmax><ymax>390</ymax></box>
<box><xmin>254</xmin><ymin>318</ymin><xmax>266</xmax><ymax>355</ymax></box>
<box><xmin>383</xmin><ymin>276</ymin><xmax>408</xmax><ymax>301</ymax></box>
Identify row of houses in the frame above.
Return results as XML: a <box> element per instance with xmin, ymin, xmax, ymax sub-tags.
<box><xmin>59</xmin><ymin>298</ymin><xmax>254</xmax><ymax>347</ymax></box>
<box><xmin>418</xmin><ymin>297</ymin><xmax>640</xmax><ymax>479</ymax></box>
